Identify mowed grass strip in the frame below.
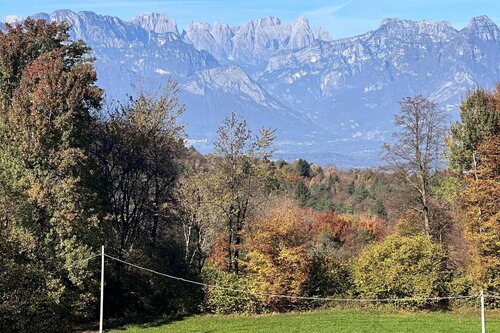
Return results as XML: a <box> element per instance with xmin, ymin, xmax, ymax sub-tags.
<box><xmin>110</xmin><ymin>308</ymin><xmax>500</xmax><ymax>333</ymax></box>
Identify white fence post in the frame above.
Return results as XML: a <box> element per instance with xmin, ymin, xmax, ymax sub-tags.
<box><xmin>100</xmin><ymin>245</ymin><xmax>105</xmax><ymax>333</ymax></box>
<box><xmin>480</xmin><ymin>290</ymin><xmax>486</xmax><ymax>333</ymax></box>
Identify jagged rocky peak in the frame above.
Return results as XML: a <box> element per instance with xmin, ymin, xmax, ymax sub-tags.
<box><xmin>211</xmin><ymin>21</ymin><xmax>234</xmax><ymax>47</ymax></box>
<box><xmin>182</xmin><ymin>21</ymin><xmax>228</xmax><ymax>59</ymax></box>
<box><xmin>288</xmin><ymin>15</ymin><xmax>314</xmax><ymax>49</ymax></box>
<box><xmin>466</xmin><ymin>15</ymin><xmax>498</xmax><ymax>40</ymax></box>
<box><xmin>186</xmin><ymin>20</ymin><xmax>212</xmax><ymax>31</ymax></box>
<box><xmin>256</xmin><ymin>16</ymin><xmax>283</xmax><ymax>28</ymax></box>
<box><xmin>51</xmin><ymin>9</ymin><xmax>86</xmax><ymax>24</ymax></box>
<box><xmin>468</xmin><ymin>15</ymin><xmax>496</xmax><ymax>27</ymax></box>
<box><xmin>314</xmin><ymin>27</ymin><xmax>333</xmax><ymax>42</ymax></box>
<box><xmin>37</xmin><ymin>10</ymin><xmax>152</xmax><ymax>48</ymax></box>
<box><xmin>184</xmin><ymin>21</ymin><xmax>215</xmax><ymax>44</ymax></box>
<box><xmin>131</xmin><ymin>12</ymin><xmax>179</xmax><ymax>35</ymax></box>
<box><xmin>236</xmin><ymin>16</ymin><xmax>289</xmax><ymax>39</ymax></box>
<box><xmin>378</xmin><ymin>17</ymin><xmax>457</xmax><ymax>40</ymax></box>
<box><xmin>183</xmin><ymin>15</ymin><xmax>326</xmax><ymax>65</ymax></box>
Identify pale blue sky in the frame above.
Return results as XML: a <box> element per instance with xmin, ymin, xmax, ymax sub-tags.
<box><xmin>0</xmin><ymin>0</ymin><xmax>498</xmax><ymax>38</ymax></box>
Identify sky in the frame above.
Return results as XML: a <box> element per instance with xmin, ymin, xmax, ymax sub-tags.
<box><xmin>0</xmin><ymin>0</ymin><xmax>498</xmax><ymax>38</ymax></box>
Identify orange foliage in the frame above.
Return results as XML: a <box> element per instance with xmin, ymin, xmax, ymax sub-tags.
<box><xmin>461</xmin><ymin>135</ymin><xmax>500</xmax><ymax>291</ymax></box>
<box><xmin>242</xmin><ymin>203</ymin><xmax>312</xmax><ymax>310</ymax></box>
<box><xmin>358</xmin><ymin>215</ymin><xmax>385</xmax><ymax>239</ymax></box>
<box><xmin>209</xmin><ymin>235</ymin><xmax>230</xmax><ymax>271</ymax></box>
<box><xmin>311</xmin><ymin>211</ymin><xmax>352</xmax><ymax>243</ymax></box>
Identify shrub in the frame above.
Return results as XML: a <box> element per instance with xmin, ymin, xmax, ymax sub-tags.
<box><xmin>353</xmin><ymin>235</ymin><xmax>448</xmax><ymax>308</ymax></box>
<box><xmin>201</xmin><ymin>266</ymin><xmax>261</xmax><ymax>314</ymax></box>
<box><xmin>305</xmin><ymin>253</ymin><xmax>353</xmax><ymax>299</ymax></box>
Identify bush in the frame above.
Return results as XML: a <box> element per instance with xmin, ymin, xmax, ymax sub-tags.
<box><xmin>305</xmin><ymin>254</ymin><xmax>353</xmax><ymax>299</ymax></box>
<box><xmin>353</xmin><ymin>235</ymin><xmax>448</xmax><ymax>308</ymax></box>
<box><xmin>201</xmin><ymin>266</ymin><xmax>262</xmax><ymax>314</ymax></box>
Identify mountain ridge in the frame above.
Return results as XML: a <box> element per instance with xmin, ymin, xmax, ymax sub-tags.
<box><xmin>2</xmin><ymin>10</ymin><xmax>499</xmax><ymax>167</ymax></box>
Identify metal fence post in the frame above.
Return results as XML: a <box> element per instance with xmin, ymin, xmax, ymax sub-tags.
<box><xmin>480</xmin><ymin>290</ymin><xmax>486</xmax><ymax>333</ymax></box>
<box><xmin>100</xmin><ymin>245</ymin><xmax>105</xmax><ymax>333</ymax></box>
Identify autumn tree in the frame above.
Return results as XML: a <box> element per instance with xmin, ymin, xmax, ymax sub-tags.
<box><xmin>0</xmin><ymin>19</ymin><xmax>84</xmax><ymax>107</ymax></box>
<box><xmin>93</xmin><ymin>83</ymin><xmax>185</xmax><ymax>257</ymax></box>
<box><xmin>383</xmin><ymin>96</ymin><xmax>447</xmax><ymax>238</ymax></box>
<box><xmin>0</xmin><ymin>19</ymin><xmax>102</xmax><ymax>332</ymax></box>
<box><xmin>90</xmin><ymin>84</ymin><xmax>193</xmax><ymax>315</ymax></box>
<box><xmin>178</xmin><ymin>159</ymin><xmax>223</xmax><ymax>272</ymax></box>
<box><xmin>459</xmin><ymin>135</ymin><xmax>500</xmax><ymax>296</ymax></box>
<box><xmin>440</xmin><ymin>84</ymin><xmax>500</xmax><ymax>298</ymax></box>
<box><xmin>243</xmin><ymin>202</ymin><xmax>312</xmax><ymax>310</ymax></box>
<box><xmin>210</xmin><ymin>112</ymin><xmax>275</xmax><ymax>274</ymax></box>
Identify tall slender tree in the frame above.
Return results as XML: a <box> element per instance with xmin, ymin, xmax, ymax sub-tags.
<box><xmin>211</xmin><ymin>112</ymin><xmax>275</xmax><ymax>274</ymax></box>
<box><xmin>383</xmin><ymin>96</ymin><xmax>447</xmax><ymax>238</ymax></box>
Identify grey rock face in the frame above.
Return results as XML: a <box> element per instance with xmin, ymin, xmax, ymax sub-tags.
<box><xmin>182</xmin><ymin>15</ymin><xmax>323</xmax><ymax>71</ymax></box>
<box><xmin>131</xmin><ymin>12</ymin><xmax>179</xmax><ymax>35</ymax></box>
<box><xmin>3</xmin><ymin>11</ymin><xmax>499</xmax><ymax>166</ymax></box>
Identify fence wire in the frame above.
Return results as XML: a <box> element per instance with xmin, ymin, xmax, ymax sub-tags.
<box><xmin>104</xmin><ymin>253</ymin><xmax>480</xmax><ymax>303</ymax></box>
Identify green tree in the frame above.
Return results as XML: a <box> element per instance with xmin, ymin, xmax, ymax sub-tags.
<box><xmin>448</xmin><ymin>87</ymin><xmax>500</xmax><ymax>175</ymax></box>
<box><xmin>0</xmin><ymin>19</ymin><xmax>102</xmax><ymax>332</ymax></box>
<box><xmin>295</xmin><ymin>181</ymin><xmax>311</xmax><ymax>206</ymax></box>
<box><xmin>92</xmin><ymin>85</ymin><xmax>190</xmax><ymax>315</ymax></box>
<box><xmin>295</xmin><ymin>159</ymin><xmax>312</xmax><ymax>178</ymax></box>
<box><xmin>346</xmin><ymin>180</ymin><xmax>356</xmax><ymax>195</ymax></box>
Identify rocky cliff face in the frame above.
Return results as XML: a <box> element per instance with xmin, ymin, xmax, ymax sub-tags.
<box><xmin>131</xmin><ymin>12</ymin><xmax>179</xmax><ymax>35</ymax></box>
<box><xmin>258</xmin><ymin>16</ymin><xmax>499</xmax><ymax>140</ymax></box>
<box><xmin>2</xmin><ymin>11</ymin><xmax>499</xmax><ymax>166</ymax></box>
<box><xmin>183</xmin><ymin>15</ymin><xmax>320</xmax><ymax>70</ymax></box>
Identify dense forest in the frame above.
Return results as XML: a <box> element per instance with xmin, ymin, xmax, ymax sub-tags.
<box><xmin>0</xmin><ymin>19</ymin><xmax>499</xmax><ymax>333</ymax></box>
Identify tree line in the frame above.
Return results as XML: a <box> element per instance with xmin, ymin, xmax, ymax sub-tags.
<box><xmin>0</xmin><ymin>19</ymin><xmax>498</xmax><ymax>332</ymax></box>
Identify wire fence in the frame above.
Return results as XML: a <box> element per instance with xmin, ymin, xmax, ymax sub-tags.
<box><xmin>72</xmin><ymin>252</ymin><xmax>500</xmax><ymax>302</ymax></box>
<box><xmin>103</xmin><ymin>253</ymin><xmax>479</xmax><ymax>303</ymax></box>
<box><xmin>69</xmin><ymin>250</ymin><xmax>497</xmax><ymax>333</ymax></box>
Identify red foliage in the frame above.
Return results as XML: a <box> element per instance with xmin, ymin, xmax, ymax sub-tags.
<box><xmin>311</xmin><ymin>211</ymin><xmax>352</xmax><ymax>243</ymax></box>
<box><xmin>358</xmin><ymin>216</ymin><xmax>385</xmax><ymax>240</ymax></box>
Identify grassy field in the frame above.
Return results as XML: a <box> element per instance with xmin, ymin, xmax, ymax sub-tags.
<box><xmin>109</xmin><ymin>308</ymin><xmax>500</xmax><ymax>333</ymax></box>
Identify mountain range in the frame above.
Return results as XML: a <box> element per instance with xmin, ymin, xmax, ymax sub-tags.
<box><xmin>2</xmin><ymin>11</ymin><xmax>499</xmax><ymax>167</ymax></box>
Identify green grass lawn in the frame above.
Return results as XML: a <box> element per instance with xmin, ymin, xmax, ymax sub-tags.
<box><xmin>109</xmin><ymin>308</ymin><xmax>500</xmax><ymax>333</ymax></box>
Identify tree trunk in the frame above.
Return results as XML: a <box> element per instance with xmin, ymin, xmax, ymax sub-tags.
<box><xmin>227</xmin><ymin>216</ymin><xmax>233</xmax><ymax>272</ymax></box>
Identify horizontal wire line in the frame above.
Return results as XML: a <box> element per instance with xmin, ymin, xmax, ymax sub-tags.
<box><xmin>104</xmin><ymin>254</ymin><xmax>478</xmax><ymax>303</ymax></box>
